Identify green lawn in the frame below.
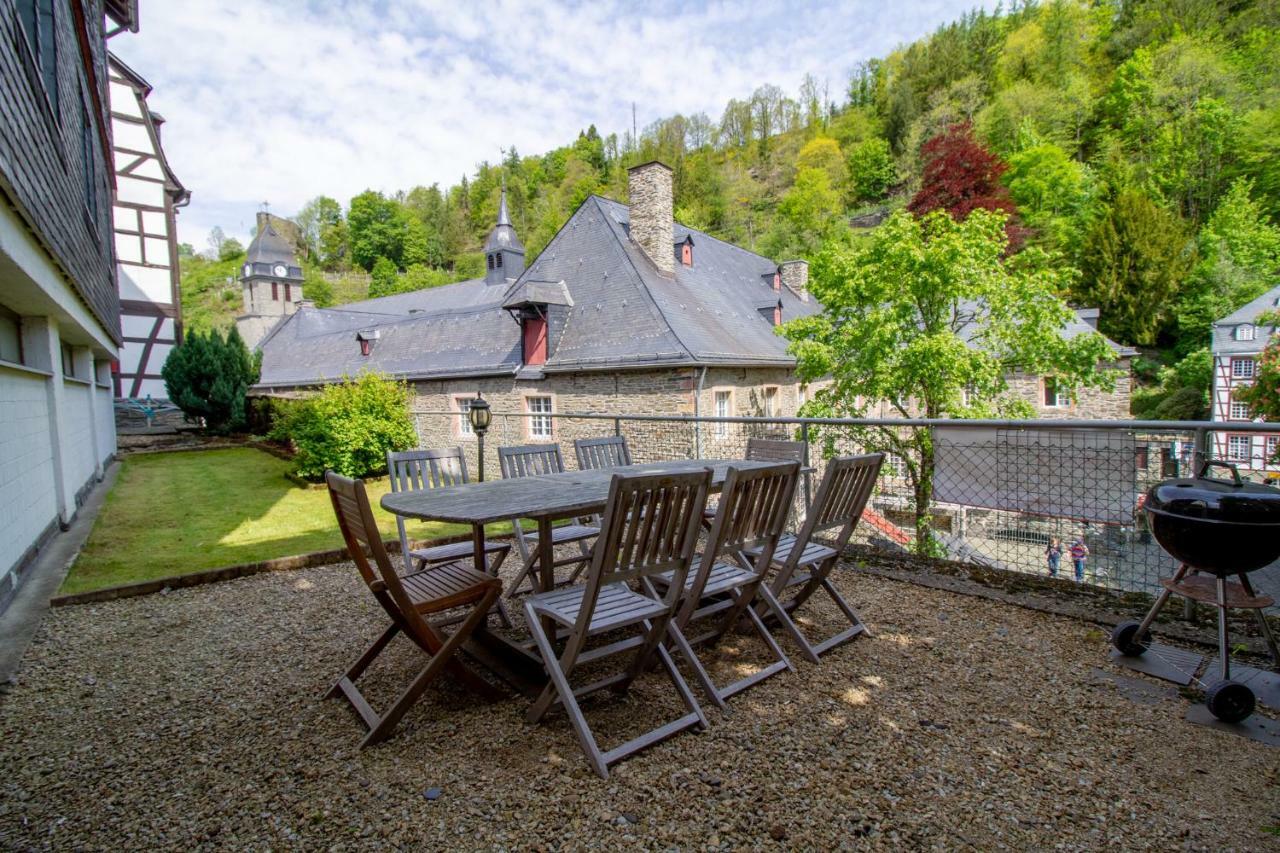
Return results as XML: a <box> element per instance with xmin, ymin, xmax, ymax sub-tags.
<box><xmin>62</xmin><ymin>447</ymin><xmax>475</xmax><ymax>595</ymax></box>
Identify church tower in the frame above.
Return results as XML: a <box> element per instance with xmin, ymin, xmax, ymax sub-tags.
<box><xmin>484</xmin><ymin>188</ymin><xmax>524</xmax><ymax>286</ymax></box>
<box><xmin>235</xmin><ymin>211</ymin><xmax>305</xmax><ymax>349</ymax></box>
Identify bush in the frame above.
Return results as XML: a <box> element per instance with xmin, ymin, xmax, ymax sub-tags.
<box><xmin>161</xmin><ymin>327</ymin><xmax>257</xmax><ymax>433</ymax></box>
<box><xmin>270</xmin><ymin>373</ymin><xmax>417</xmax><ymax>480</ymax></box>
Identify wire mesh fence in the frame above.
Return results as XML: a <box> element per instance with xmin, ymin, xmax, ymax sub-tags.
<box><xmin>412</xmin><ymin>409</ymin><xmax>1279</xmax><ymax>615</ymax></box>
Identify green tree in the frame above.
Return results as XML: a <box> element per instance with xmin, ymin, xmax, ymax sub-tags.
<box><xmin>845</xmin><ymin>137</ymin><xmax>896</xmax><ymax>203</ymax></box>
<box><xmin>1004</xmin><ymin>132</ymin><xmax>1097</xmax><ymax>254</ymax></box>
<box><xmin>347</xmin><ymin>190</ymin><xmax>406</xmax><ymax>271</ymax></box>
<box><xmin>218</xmin><ymin>237</ymin><xmax>244</xmax><ymax>262</ymax></box>
<box><xmin>161</xmin><ymin>327</ymin><xmax>257</xmax><ymax>433</ymax></box>
<box><xmin>795</xmin><ymin>136</ymin><xmax>845</xmax><ymax>187</ymax></box>
<box><xmin>294</xmin><ymin>196</ymin><xmax>342</xmax><ymax>262</ymax></box>
<box><xmin>401</xmin><ymin>264</ymin><xmax>455</xmax><ymax>290</ymax></box>
<box><xmin>776</xmin><ymin>167</ymin><xmax>842</xmax><ymax>254</ymax></box>
<box><xmin>1077</xmin><ymin>190</ymin><xmax>1196</xmax><ymax>345</ymax></box>
<box><xmin>368</xmin><ymin>256</ymin><xmax>400</xmax><ymax>297</ymax></box>
<box><xmin>1176</xmin><ymin>179</ymin><xmax>1280</xmax><ymax>353</ymax></box>
<box><xmin>779</xmin><ymin>209</ymin><xmax>1115</xmax><ymax>553</ymax></box>
<box><xmin>301</xmin><ymin>268</ymin><xmax>334</xmax><ymax>308</ymax></box>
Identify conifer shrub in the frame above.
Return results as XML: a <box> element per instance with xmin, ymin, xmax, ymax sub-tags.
<box><xmin>161</xmin><ymin>327</ymin><xmax>257</xmax><ymax>433</ymax></box>
<box><xmin>270</xmin><ymin>373</ymin><xmax>417</xmax><ymax>480</ymax></box>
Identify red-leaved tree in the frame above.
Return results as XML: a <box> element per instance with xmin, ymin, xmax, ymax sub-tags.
<box><xmin>908</xmin><ymin>122</ymin><xmax>1028</xmax><ymax>251</ymax></box>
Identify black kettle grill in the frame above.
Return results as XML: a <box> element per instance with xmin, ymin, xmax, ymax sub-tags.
<box><xmin>1112</xmin><ymin>461</ymin><xmax>1280</xmax><ymax>722</ymax></box>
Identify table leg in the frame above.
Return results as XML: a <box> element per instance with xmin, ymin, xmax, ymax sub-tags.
<box><xmin>472</xmin><ymin>522</ymin><xmax>485</xmax><ymax>572</ymax></box>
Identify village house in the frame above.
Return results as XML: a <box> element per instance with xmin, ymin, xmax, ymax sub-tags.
<box><xmin>1210</xmin><ymin>282</ymin><xmax>1280</xmax><ymax>473</ymax></box>
<box><xmin>0</xmin><ymin>1</ymin><xmax>173</xmax><ymax>613</ymax></box>
<box><xmin>108</xmin><ymin>53</ymin><xmax>189</xmax><ymax>401</ymax></box>
<box><xmin>251</xmin><ymin>161</ymin><xmax>1134</xmax><ymax>471</ymax></box>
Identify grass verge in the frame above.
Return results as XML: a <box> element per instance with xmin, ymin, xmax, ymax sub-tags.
<box><xmin>62</xmin><ymin>447</ymin><xmax>476</xmax><ymax>595</ymax></box>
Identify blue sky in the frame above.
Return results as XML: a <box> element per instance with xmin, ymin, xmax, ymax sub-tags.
<box><xmin>111</xmin><ymin>0</ymin><xmax>986</xmax><ymax>248</ymax></box>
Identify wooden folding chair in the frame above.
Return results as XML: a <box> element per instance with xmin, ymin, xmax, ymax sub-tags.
<box><xmin>704</xmin><ymin>437</ymin><xmax>807</xmax><ymax>524</ymax></box>
<box><xmin>523</xmin><ymin>468</ymin><xmax>712</xmax><ymax>779</ymax></box>
<box><xmin>386</xmin><ymin>448</ymin><xmax>512</xmax><ymax>626</ymax></box>
<box><xmin>653</xmin><ymin>461</ymin><xmax>800</xmax><ymax>709</ymax></box>
<box><xmin>499</xmin><ymin>443</ymin><xmax>599</xmax><ymax>597</ymax></box>
<box><xmin>324</xmin><ymin>471</ymin><xmax>503</xmax><ymax>747</ymax></box>
<box><xmin>747</xmin><ymin>453</ymin><xmax>884</xmax><ymax>663</ymax></box>
<box><xmin>574</xmin><ymin>435</ymin><xmax>632</xmax><ymax>470</ymax></box>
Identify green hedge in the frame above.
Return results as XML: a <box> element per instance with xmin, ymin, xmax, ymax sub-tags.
<box><xmin>271</xmin><ymin>373</ymin><xmax>417</xmax><ymax>480</ymax></box>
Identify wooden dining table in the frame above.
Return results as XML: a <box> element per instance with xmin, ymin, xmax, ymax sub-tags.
<box><xmin>380</xmin><ymin>458</ymin><xmax>786</xmax><ymax>692</ymax></box>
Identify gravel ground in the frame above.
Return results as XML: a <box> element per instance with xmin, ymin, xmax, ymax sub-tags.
<box><xmin>1</xmin><ymin>559</ymin><xmax>1278</xmax><ymax>851</ymax></box>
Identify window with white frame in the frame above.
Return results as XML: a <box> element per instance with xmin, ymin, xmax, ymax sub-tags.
<box><xmin>1267</xmin><ymin>435</ymin><xmax>1279</xmax><ymax>460</ymax></box>
<box><xmin>763</xmin><ymin>386</ymin><xmax>778</xmax><ymax>418</ymax></box>
<box><xmin>1043</xmin><ymin>376</ymin><xmax>1069</xmax><ymax>408</ymax></box>
<box><xmin>1235</xmin><ymin>325</ymin><xmax>1255</xmax><ymax>341</ymax></box>
<box><xmin>455</xmin><ymin>396</ymin><xmax>473</xmax><ymax>435</ymax></box>
<box><xmin>1229</xmin><ymin>398</ymin><xmax>1251</xmax><ymax>420</ymax></box>
<box><xmin>885</xmin><ymin>453</ymin><xmax>909</xmax><ymax>478</ymax></box>
<box><xmin>527</xmin><ymin>396</ymin><xmax>553</xmax><ymax>438</ymax></box>
<box><xmin>1227</xmin><ymin>434</ymin><xmax>1250</xmax><ymax>461</ymax></box>
<box><xmin>714</xmin><ymin>390</ymin><xmax>731</xmax><ymax>438</ymax></box>
<box><xmin>1232</xmin><ymin>357</ymin><xmax>1255</xmax><ymax>379</ymax></box>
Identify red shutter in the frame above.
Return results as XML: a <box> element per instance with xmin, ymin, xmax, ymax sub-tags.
<box><xmin>523</xmin><ymin>316</ymin><xmax>547</xmax><ymax>365</ymax></box>
<box><xmin>272</xmin><ymin>282</ymin><xmax>278</xmax><ymax>300</ymax></box>
<box><xmin>285</xmin><ymin>284</ymin><xmax>291</xmax><ymax>302</ymax></box>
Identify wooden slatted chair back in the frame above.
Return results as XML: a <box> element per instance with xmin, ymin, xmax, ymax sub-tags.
<box><xmin>325</xmin><ymin>470</ymin><xmax>442</xmax><ymax>652</ymax></box>
<box><xmin>499</xmin><ymin>443</ymin><xmax>567</xmax><ymax>479</ymax></box>
<box><xmin>745</xmin><ymin>437</ymin><xmax>807</xmax><ymax>464</ymax></box>
<box><xmin>706</xmin><ymin>462</ymin><xmax>799</xmax><ymax>559</ymax></box>
<box><xmin>386</xmin><ymin>447</ymin><xmax>471</xmax><ymax>567</ymax></box>
<box><xmin>574</xmin><ymin>435</ymin><xmax>632</xmax><ymax>470</ymax></box>
<box><xmin>574</xmin><ymin>469</ymin><xmax>711</xmax><ymax>630</ymax></box>
<box><xmin>799</xmin><ymin>453</ymin><xmax>884</xmax><ymax>545</ymax></box>
<box><xmin>387</xmin><ymin>447</ymin><xmax>470</xmax><ymax>492</ymax></box>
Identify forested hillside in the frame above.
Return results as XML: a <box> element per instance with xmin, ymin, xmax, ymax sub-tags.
<box><xmin>182</xmin><ymin>0</ymin><xmax>1280</xmax><ymax>417</ymax></box>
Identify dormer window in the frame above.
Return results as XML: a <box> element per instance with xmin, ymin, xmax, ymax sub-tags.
<box><xmin>773</xmin><ymin>271</ymin><xmax>781</xmax><ymax>292</ymax></box>
<box><xmin>773</xmin><ymin>303</ymin><xmax>782</xmax><ymax>326</ymax></box>
<box><xmin>676</xmin><ymin>235</ymin><xmax>694</xmax><ymax>267</ymax></box>
<box><xmin>521</xmin><ymin>311</ymin><xmax>547</xmax><ymax>365</ymax></box>
<box><xmin>356</xmin><ymin>329</ymin><xmax>379</xmax><ymax>357</ymax></box>
<box><xmin>1236</xmin><ymin>325</ymin><xmax>1255</xmax><ymax>341</ymax></box>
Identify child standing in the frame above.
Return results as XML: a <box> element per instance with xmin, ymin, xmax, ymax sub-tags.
<box><xmin>1045</xmin><ymin>537</ymin><xmax>1063</xmax><ymax>578</ymax></box>
<box><xmin>1069</xmin><ymin>537</ymin><xmax>1090</xmax><ymax>582</ymax></box>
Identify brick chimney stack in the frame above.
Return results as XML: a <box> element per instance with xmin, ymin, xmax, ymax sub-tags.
<box><xmin>628</xmin><ymin>161</ymin><xmax>674</xmax><ymax>276</ymax></box>
<box><xmin>780</xmin><ymin>260</ymin><xmax>809</xmax><ymax>302</ymax></box>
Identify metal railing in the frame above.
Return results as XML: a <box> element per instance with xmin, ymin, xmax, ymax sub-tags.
<box><xmin>412</xmin><ymin>410</ymin><xmax>1279</xmax><ymax>614</ymax></box>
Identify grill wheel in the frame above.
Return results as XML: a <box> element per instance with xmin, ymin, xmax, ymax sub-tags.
<box><xmin>1205</xmin><ymin>679</ymin><xmax>1255</xmax><ymax>724</ymax></box>
<box><xmin>1111</xmin><ymin>620</ymin><xmax>1150</xmax><ymax>657</ymax></box>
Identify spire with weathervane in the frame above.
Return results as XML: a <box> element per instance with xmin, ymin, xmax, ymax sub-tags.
<box><xmin>484</xmin><ymin>183</ymin><xmax>524</xmax><ymax>286</ymax></box>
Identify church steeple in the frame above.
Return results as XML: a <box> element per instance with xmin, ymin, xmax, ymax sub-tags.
<box><xmin>484</xmin><ymin>185</ymin><xmax>524</xmax><ymax>285</ymax></box>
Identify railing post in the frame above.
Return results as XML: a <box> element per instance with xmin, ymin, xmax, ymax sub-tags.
<box><xmin>613</xmin><ymin>417</ymin><xmax>621</xmax><ymax>437</ymax></box>
<box><xmin>801</xmin><ymin>422</ymin><xmax>812</xmax><ymax>511</ymax></box>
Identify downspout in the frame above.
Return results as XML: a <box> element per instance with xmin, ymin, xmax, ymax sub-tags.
<box><xmin>693</xmin><ymin>365</ymin><xmax>708</xmax><ymax>459</ymax></box>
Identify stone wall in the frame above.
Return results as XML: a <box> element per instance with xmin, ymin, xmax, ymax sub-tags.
<box><xmin>408</xmin><ymin>365</ymin><xmax>808</xmax><ymax>477</ymax></box>
<box><xmin>1005</xmin><ymin>360</ymin><xmax>1132</xmax><ymax>420</ymax></box>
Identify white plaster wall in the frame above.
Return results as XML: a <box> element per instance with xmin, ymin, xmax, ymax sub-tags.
<box><xmin>96</xmin><ymin>379</ymin><xmax>116</xmax><ymax>464</ymax></box>
<box><xmin>0</xmin><ymin>364</ymin><xmax>58</xmax><ymax>581</ymax></box>
<box><xmin>61</xmin><ymin>381</ymin><xmax>96</xmax><ymax>499</ymax></box>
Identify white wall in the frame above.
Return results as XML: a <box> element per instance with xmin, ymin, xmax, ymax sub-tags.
<box><xmin>0</xmin><ymin>363</ymin><xmax>59</xmax><ymax>587</ymax></box>
<box><xmin>61</xmin><ymin>380</ymin><xmax>96</xmax><ymax>499</ymax></box>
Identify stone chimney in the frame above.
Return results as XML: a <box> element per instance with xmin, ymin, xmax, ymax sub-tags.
<box><xmin>780</xmin><ymin>260</ymin><xmax>809</xmax><ymax>302</ymax></box>
<box><xmin>628</xmin><ymin>161</ymin><xmax>674</xmax><ymax>276</ymax></box>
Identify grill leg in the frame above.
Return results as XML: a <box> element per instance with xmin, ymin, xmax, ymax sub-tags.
<box><xmin>1135</xmin><ymin>563</ymin><xmax>1192</xmax><ymax>638</ymax></box>
<box><xmin>1216</xmin><ymin>576</ymin><xmax>1231</xmax><ymax>682</ymax></box>
<box><xmin>1237</xmin><ymin>573</ymin><xmax>1280</xmax><ymax>669</ymax></box>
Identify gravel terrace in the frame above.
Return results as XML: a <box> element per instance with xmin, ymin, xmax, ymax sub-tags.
<box><xmin>1</xmin><ymin>559</ymin><xmax>1278</xmax><ymax>850</ymax></box>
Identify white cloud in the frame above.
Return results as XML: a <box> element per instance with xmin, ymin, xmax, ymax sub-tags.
<box><xmin>110</xmin><ymin>0</ymin><xmax>986</xmax><ymax>247</ymax></box>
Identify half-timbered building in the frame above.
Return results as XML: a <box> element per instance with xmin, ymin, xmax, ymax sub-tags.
<box><xmin>1211</xmin><ymin>283</ymin><xmax>1280</xmax><ymax>473</ymax></box>
<box><xmin>107</xmin><ymin>53</ymin><xmax>189</xmax><ymax>400</ymax></box>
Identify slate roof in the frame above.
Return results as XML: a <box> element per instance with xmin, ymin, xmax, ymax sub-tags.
<box><xmin>1212</xmin><ymin>283</ymin><xmax>1280</xmax><ymax>355</ymax></box>
<box><xmin>256</xmin><ymin>194</ymin><xmax>815</xmax><ymax>389</ymax></box>
<box><xmin>246</xmin><ymin>216</ymin><xmax>299</xmax><ymax>266</ymax></box>
<box><xmin>484</xmin><ymin>190</ymin><xmax>524</xmax><ymax>253</ymax></box>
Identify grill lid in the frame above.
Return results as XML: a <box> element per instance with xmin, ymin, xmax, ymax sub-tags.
<box><xmin>1146</xmin><ymin>461</ymin><xmax>1280</xmax><ymax>525</ymax></box>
